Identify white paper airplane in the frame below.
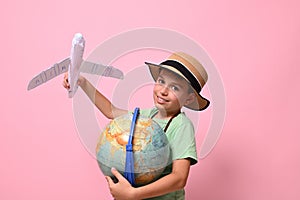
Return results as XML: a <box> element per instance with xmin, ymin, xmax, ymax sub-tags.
<box><xmin>27</xmin><ymin>33</ymin><xmax>124</xmax><ymax>97</ymax></box>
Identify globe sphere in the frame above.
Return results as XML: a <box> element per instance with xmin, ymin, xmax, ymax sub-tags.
<box><xmin>96</xmin><ymin>113</ymin><xmax>170</xmax><ymax>186</ymax></box>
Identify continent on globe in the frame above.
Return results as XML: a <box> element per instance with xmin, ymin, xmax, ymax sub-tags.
<box><xmin>96</xmin><ymin>113</ymin><xmax>170</xmax><ymax>186</ymax></box>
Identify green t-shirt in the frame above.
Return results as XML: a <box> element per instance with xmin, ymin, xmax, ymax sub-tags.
<box><xmin>139</xmin><ymin>108</ymin><xmax>198</xmax><ymax>200</ymax></box>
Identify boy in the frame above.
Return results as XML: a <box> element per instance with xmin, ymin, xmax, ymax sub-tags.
<box><xmin>63</xmin><ymin>52</ymin><xmax>210</xmax><ymax>199</ymax></box>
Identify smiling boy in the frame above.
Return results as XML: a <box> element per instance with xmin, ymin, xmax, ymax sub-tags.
<box><xmin>63</xmin><ymin>52</ymin><xmax>210</xmax><ymax>199</ymax></box>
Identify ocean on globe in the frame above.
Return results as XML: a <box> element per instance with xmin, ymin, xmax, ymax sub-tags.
<box><xmin>96</xmin><ymin>112</ymin><xmax>170</xmax><ymax>186</ymax></box>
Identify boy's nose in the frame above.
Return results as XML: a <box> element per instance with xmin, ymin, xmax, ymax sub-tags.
<box><xmin>160</xmin><ymin>86</ymin><xmax>169</xmax><ymax>95</ymax></box>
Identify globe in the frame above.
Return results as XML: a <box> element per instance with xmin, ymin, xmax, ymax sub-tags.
<box><xmin>96</xmin><ymin>112</ymin><xmax>170</xmax><ymax>186</ymax></box>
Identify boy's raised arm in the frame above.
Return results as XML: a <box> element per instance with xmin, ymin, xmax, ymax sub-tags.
<box><xmin>63</xmin><ymin>73</ymin><xmax>127</xmax><ymax>119</ymax></box>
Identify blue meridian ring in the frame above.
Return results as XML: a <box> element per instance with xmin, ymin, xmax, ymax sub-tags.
<box><xmin>124</xmin><ymin>107</ymin><xmax>140</xmax><ymax>185</ymax></box>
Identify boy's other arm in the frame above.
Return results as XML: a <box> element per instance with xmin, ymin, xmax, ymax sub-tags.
<box><xmin>63</xmin><ymin>73</ymin><xmax>127</xmax><ymax>119</ymax></box>
<box><xmin>106</xmin><ymin>159</ymin><xmax>191</xmax><ymax>200</ymax></box>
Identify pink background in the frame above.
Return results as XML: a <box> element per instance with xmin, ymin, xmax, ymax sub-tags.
<box><xmin>1</xmin><ymin>0</ymin><xmax>300</xmax><ymax>199</ymax></box>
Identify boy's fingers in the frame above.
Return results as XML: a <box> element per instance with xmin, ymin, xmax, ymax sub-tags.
<box><xmin>105</xmin><ymin>176</ymin><xmax>114</xmax><ymax>187</ymax></box>
<box><xmin>62</xmin><ymin>79</ymin><xmax>70</xmax><ymax>89</ymax></box>
<box><xmin>62</xmin><ymin>73</ymin><xmax>71</xmax><ymax>89</ymax></box>
<box><xmin>111</xmin><ymin>167</ymin><xmax>123</xmax><ymax>181</ymax></box>
<box><xmin>63</xmin><ymin>73</ymin><xmax>69</xmax><ymax>83</ymax></box>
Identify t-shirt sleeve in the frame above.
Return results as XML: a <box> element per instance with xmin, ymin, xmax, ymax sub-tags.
<box><xmin>139</xmin><ymin>108</ymin><xmax>152</xmax><ymax>117</ymax></box>
<box><xmin>166</xmin><ymin>115</ymin><xmax>198</xmax><ymax>165</ymax></box>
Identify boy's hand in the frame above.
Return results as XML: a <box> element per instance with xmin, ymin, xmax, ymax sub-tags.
<box><xmin>106</xmin><ymin>168</ymin><xmax>138</xmax><ymax>200</ymax></box>
<box><xmin>62</xmin><ymin>73</ymin><xmax>85</xmax><ymax>90</ymax></box>
<box><xmin>62</xmin><ymin>73</ymin><xmax>70</xmax><ymax>89</ymax></box>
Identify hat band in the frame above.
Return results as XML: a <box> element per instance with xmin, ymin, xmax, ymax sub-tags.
<box><xmin>160</xmin><ymin>60</ymin><xmax>201</xmax><ymax>93</ymax></box>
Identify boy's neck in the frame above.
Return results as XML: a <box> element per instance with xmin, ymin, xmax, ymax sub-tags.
<box><xmin>155</xmin><ymin>109</ymin><xmax>181</xmax><ymax>120</ymax></box>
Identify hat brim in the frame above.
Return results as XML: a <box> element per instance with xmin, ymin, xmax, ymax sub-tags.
<box><xmin>145</xmin><ymin>62</ymin><xmax>210</xmax><ymax>111</ymax></box>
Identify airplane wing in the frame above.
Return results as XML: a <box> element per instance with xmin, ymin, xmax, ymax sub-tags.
<box><xmin>27</xmin><ymin>59</ymin><xmax>124</xmax><ymax>91</ymax></box>
<box><xmin>80</xmin><ymin>61</ymin><xmax>124</xmax><ymax>79</ymax></box>
<box><xmin>27</xmin><ymin>58</ymin><xmax>70</xmax><ymax>90</ymax></box>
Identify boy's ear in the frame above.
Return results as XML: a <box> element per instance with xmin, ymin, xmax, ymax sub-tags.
<box><xmin>184</xmin><ymin>93</ymin><xmax>196</xmax><ymax>106</ymax></box>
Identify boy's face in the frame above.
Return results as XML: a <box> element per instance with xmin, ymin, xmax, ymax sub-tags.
<box><xmin>153</xmin><ymin>68</ymin><xmax>195</xmax><ymax>117</ymax></box>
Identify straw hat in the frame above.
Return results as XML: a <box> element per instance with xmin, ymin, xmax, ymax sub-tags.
<box><xmin>145</xmin><ymin>52</ymin><xmax>210</xmax><ymax>111</ymax></box>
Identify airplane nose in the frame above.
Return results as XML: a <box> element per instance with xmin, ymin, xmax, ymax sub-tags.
<box><xmin>74</xmin><ymin>33</ymin><xmax>83</xmax><ymax>39</ymax></box>
<box><xmin>72</xmin><ymin>33</ymin><xmax>85</xmax><ymax>46</ymax></box>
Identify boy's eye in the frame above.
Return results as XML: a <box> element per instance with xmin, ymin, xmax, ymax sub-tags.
<box><xmin>170</xmin><ymin>85</ymin><xmax>179</xmax><ymax>91</ymax></box>
<box><xmin>157</xmin><ymin>78</ymin><xmax>165</xmax><ymax>85</ymax></box>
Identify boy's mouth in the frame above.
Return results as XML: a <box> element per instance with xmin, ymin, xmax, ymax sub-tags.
<box><xmin>157</xmin><ymin>96</ymin><xmax>169</xmax><ymax>104</ymax></box>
